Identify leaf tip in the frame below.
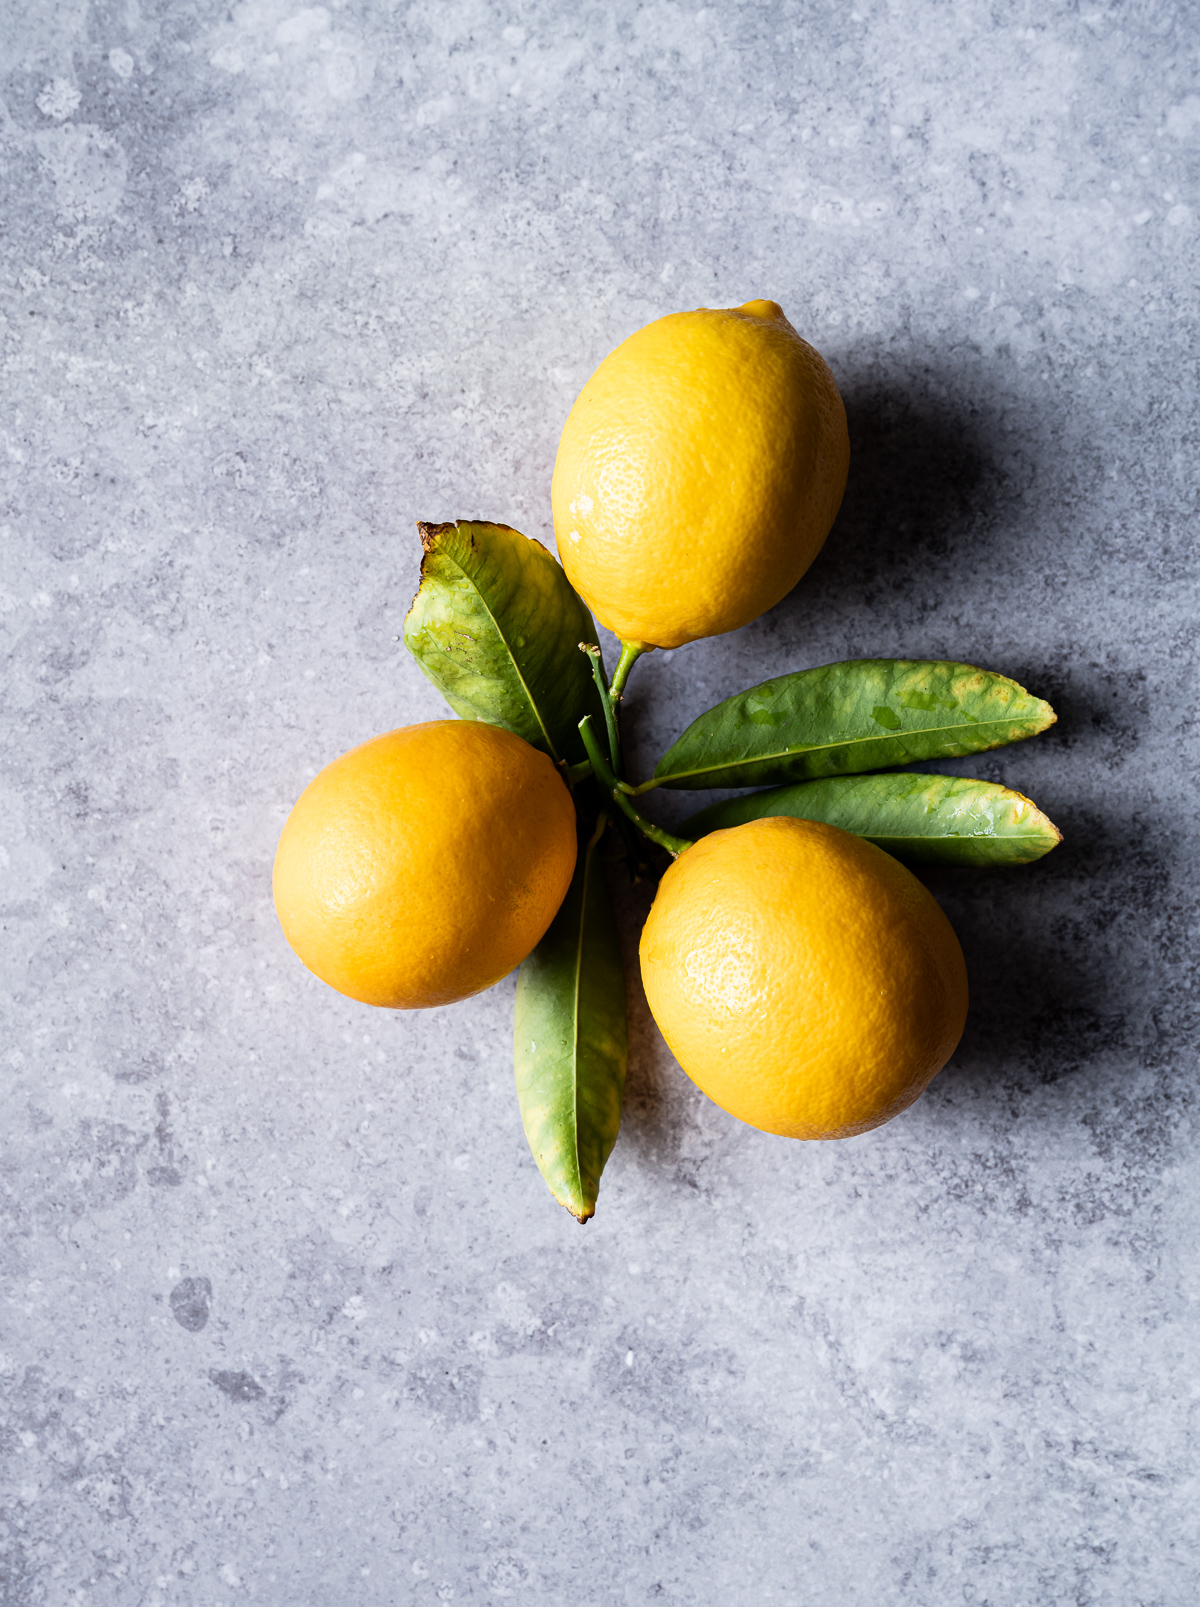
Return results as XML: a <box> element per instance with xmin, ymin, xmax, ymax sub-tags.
<box><xmin>1013</xmin><ymin>786</ymin><xmax>1064</xmax><ymax>856</ymax></box>
<box><xmin>416</xmin><ymin>519</ymin><xmax>454</xmax><ymax>553</ymax></box>
<box><xmin>552</xmin><ymin>1184</ymin><xmax>595</xmax><ymax>1223</ymax></box>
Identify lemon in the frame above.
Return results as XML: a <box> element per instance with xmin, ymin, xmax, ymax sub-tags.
<box><xmin>273</xmin><ymin>721</ymin><xmax>577</xmax><ymax>1009</ymax></box>
<box><xmin>551</xmin><ymin>300</ymin><xmax>849</xmax><ymax>650</ymax></box>
<box><xmin>639</xmin><ymin>817</ymin><xmax>967</xmax><ymax>1139</ymax></box>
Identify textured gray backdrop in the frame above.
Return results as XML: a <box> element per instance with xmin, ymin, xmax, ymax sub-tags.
<box><xmin>2</xmin><ymin>1</ymin><xmax>1198</xmax><ymax>1603</ymax></box>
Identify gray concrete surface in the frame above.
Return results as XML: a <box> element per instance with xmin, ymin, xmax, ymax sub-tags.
<box><xmin>2</xmin><ymin>2</ymin><xmax>1199</xmax><ymax>1602</ymax></box>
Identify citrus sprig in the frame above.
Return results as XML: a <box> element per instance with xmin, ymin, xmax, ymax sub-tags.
<box><xmin>577</xmin><ymin>715</ymin><xmax>692</xmax><ymax>860</ymax></box>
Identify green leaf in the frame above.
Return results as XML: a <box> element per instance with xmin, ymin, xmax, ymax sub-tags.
<box><xmin>682</xmin><ymin>772</ymin><xmax>1063</xmax><ymax>867</ymax></box>
<box><xmin>653</xmin><ymin>659</ymin><xmax>1056</xmax><ymax>790</ymax></box>
<box><xmin>404</xmin><ymin>520</ymin><xmax>605</xmax><ymax>765</ymax></box>
<box><xmin>514</xmin><ymin>814</ymin><xmax>628</xmax><ymax>1222</ymax></box>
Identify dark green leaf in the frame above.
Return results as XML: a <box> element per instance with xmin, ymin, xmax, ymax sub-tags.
<box><xmin>404</xmin><ymin>520</ymin><xmax>604</xmax><ymax>765</ymax></box>
<box><xmin>513</xmin><ymin>815</ymin><xmax>628</xmax><ymax>1222</ymax></box>
<box><xmin>682</xmin><ymin>772</ymin><xmax>1063</xmax><ymax>866</ymax></box>
<box><xmin>653</xmin><ymin>659</ymin><xmax>1056</xmax><ymax>789</ymax></box>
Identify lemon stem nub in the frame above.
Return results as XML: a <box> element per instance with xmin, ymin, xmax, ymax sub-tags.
<box><xmin>578</xmin><ymin>716</ymin><xmax>693</xmax><ymax>860</ymax></box>
<box><xmin>610</xmin><ymin>640</ymin><xmax>651</xmax><ymax>702</ymax></box>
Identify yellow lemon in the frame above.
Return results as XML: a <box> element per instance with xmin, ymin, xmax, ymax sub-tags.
<box><xmin>551</xmin><ymin>300</ymin><xmax>849</xmax><ymax>650</ymax></box>
<box><xmin>639</xmin><ymin>817</ymin><xmax>967</xmax><ymax>1138</ymax></box>
<box><xmin>273</xmin><ymin>721</ymin><xmax>576</xmax><ymax>1009</ymax></box>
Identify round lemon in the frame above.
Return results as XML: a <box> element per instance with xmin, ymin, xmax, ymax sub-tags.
<box><xmin>273</xmin><ymin>721</ymin><xmax>577</xmax><ymax>1009</ymax></box>
<box><xmin>551</xmin><ymin>300</ymin><xmax>849</xmax><ymax>650</ymax></box>
<box><xmin>639</xmin><ymin>817</ymin><xmax>967</xmax><ymax>1139</ymax></box>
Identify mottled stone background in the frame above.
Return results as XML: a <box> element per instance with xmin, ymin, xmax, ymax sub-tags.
<box><xmin>2</xmin><ymin>1</ymin><xmax>1198</xmax><ymax>1603</ymax></box>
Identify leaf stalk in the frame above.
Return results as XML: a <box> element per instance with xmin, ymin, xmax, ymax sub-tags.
<box><xmin>578</xmin><ymin>716</ymin><xmax>693</xmax><ymax>859</ymax></box>
<box><xmin>581</xmin><ymin>644</ymin><xmax>624</xmax><ymax>777</ymax></box>
<box><xmin>610</xmin><ymin>640</ymin><xmax>651</xmax><ymax>701</ymax></box>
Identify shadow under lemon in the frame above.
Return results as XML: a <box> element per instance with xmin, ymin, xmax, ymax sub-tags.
<box><xmin>610</xmin><ymin>363</ymin><xmax>1149</xmax><ymax>1149</ymax></box>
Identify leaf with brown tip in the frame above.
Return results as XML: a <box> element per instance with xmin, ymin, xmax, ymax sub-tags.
<box><xmin>404</xmin><ymin>520</ymin><xmax>604</xmax><ymax>765</ymax></box>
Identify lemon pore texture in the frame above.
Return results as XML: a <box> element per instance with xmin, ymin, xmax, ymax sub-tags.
<box><xmin>552</xmin><ymin>300</ymin><xmax>850</xmax><ymax>650</ymax></box>
<box><xmin>639</xmin><ymin>817</ymin><xmax>968</xmax><ymax>1139</ymax></box>
<box><xmin>273</xmin><ymin>721</ymin><xmax>577</xmax><ymax>1009</ymax></box>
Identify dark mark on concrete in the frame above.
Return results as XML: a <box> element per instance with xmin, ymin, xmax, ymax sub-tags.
<box><xmin>169</xmin><ymin>1277</ymin><xmax>212</xmax><ymax>1333</ymax></box>
<box><xmin>209</xmin><ymin>1369</ymin><xmax>266</xmax><ymax>1402</ymax></box>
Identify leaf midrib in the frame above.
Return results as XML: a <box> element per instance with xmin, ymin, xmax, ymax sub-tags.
<box><xmin>567</xmin><ymin>836</ymin><xmax>594</xmax><ymax>1211</ymax></box>
<box><xmin>697</xmin><ymin>812</ymin><xmax>1054</xmax><ymax>844</ymax></box>
<box><xmin>658</xmin><ymin>713</ymin><xmax>1049</xmax><ymax>784</ymax></box>
<box><xmin>441</xmin><ymin>546</ymin><xmax>559</xmax><ymax>763</ymax></box>
<box><xmin>850</xmin><ymin>829</ymin><xmax>1052</xmax><ymax>843</ymax></box>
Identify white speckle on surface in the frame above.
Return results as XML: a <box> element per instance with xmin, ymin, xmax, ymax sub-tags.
<box><xmin>36</xmin><ymin>78</ymin><xmax>81</xmax><ymax>120</ymax></box>
<box><xmin>210</xmin><ymin>44</ymin><xmax>246</xmax><ymax>74</ymax></box>
<box><xmin>109</xmin><ymin>48</ymin><xmax>135</xmax><ymax>79</ymax></box>
<box><xmin>176</xmin><ymin>177</ymin><xmax>211</xmax><ymax>214</ymax></box>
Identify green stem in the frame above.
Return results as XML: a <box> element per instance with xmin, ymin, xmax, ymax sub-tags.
<box><xmin>584</xmin><ymin>810</ymin><xmax>607</xmax><ymax>855</ymax></box>
<box><xmin>610</xmin><ymin>640</ymin><xmax>652</xmax><ymax>702</ymax></box>
<box><xmin>627</xmin><ymin>776</ymin><xmax>663</xmax><ymax>796</ymax></box>
<box><xmin>566</xmin><ymin>692</ymin><xmax>643</xmax><ymax>872</ymax></box>
<box><xmin>578</xmin><ymin>717</ymin><xmax>693</xmax><ymax>860</ymax></box>
<box><xmin>581</xmin><ymin>643</ymin><xmax>623</xmax><ymax>777</ymax></box>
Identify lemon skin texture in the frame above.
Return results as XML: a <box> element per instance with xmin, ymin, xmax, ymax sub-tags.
<box><xmin>639</xmin><ymin>817</ymin><xmax>968</xmax><ymax>1139</ymax></box>
<box><xmin>273</xmin><ymin>721</ymin><xmax>577</xmax><ymax>1009</ymax></box>
<box><xmin>551</xmin><ymin>300</ymin><xmax>850</xmax><ymax>650</ymax></box>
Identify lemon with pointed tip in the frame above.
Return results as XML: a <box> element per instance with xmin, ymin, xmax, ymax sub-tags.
<box><xmin>552</xmin><ymin>300</ymin><xmax>850</xmax><ymax>650</ymax></box>
<box><xmin>639</xmin><ymin>817</ymin><xmax>968</xmax><ymax>1139</ymax></box>
<box><xmin>273</xmin><ymin>721</ymin><xmax>577</xmax><ymax>1009</ymax></box>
